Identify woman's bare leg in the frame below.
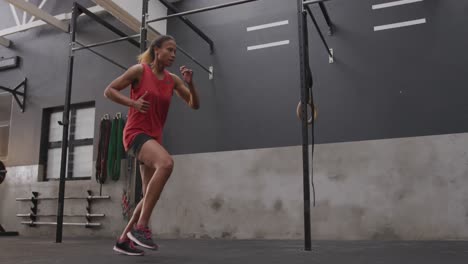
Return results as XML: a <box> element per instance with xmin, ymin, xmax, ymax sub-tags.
<box><xmin>135</xmin><ymin>140</ymin><xmax>174</xmax><ymax>227</ymax></box>
<box><xmin>126</xmin><ymin>139</ymin><xmax>173</xmax><ymax>248</ymax></box>
<box><xmin>118</xmin><ymin>164</ymin><xmax>154</xmax><ymax>241</ymax></box>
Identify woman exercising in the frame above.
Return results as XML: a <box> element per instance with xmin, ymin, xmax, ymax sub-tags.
<box><xmin>104</xmin><ymin>35</ymin><xmax>200</xmax><ymax>256</ymax></box>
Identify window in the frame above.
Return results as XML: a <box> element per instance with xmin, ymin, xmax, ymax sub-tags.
<box><xmin>40</xmin><ymin>102</ymin><xmax>95</xmax><ymax>180</ymax></box>
<box><xmin>0</xmin><ymin>93</ymin><xmax>12</xmax><ymax>159</ymax></box>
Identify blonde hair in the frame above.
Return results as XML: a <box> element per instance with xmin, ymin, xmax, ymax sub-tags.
<box><xmin>138</xmin><ymin>35</ymin><xmax>175</xmax><ymax>64</ymax></box>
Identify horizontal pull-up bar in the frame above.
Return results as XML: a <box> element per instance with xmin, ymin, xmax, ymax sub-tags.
<box><xmin>303</xmin><ymin>0</ymin><xmax>331</xmax><ymax>5</ymax></box>
<box><xmin>147</xmin><ymin>0</ymin><xmax>259</xmax><ymax>24</ymax></box>
<box><xmin>74</xmin><ymin>41</ymin><xmax>127</xmax><ymax>70</ymax></box>
<box><xmin>76</xmin><ymin>40</ymin><xmax>212</xmax><ymax>78</ymax></box>
<box><xmin>73</xmin><ymin>34</ymin><xmax>140</xmax><ymax>51</ymax></box>
<box><xmin>75</xmin><ymin>2</ymin><xmax>139</xmax><ymax>48</ymax></box>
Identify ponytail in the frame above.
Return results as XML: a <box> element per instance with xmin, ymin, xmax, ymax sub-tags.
<box><xmin>137</xmin><ymin>35</ymin><xmax>175</xmax><ymax>64</ymax></box>
<box><xmin>138</xmin><ymin>48</ymin><xmax>154</xmax><ymax>64</ymax></box>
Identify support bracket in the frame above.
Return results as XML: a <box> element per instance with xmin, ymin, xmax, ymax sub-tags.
<box><xmin>0</xmin><ymin>78</ymin><xmax>27</xmax><ymax>112</ymax></box>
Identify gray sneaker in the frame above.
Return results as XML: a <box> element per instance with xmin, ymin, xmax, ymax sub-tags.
<box><xmin>113</xmin><ymin>239</ymin><xmax>144</xmax><ymax>256</ymax></box>
<box><xmin>127</xmin><ymin>226</ymin><xmax>158</xmax><ymax>250</ymax></box>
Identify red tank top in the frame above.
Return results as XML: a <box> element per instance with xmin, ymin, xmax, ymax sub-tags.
<box><xmin>123</xmin><ymin>64</ymin><xmax>174</xmax><ymax>151</ymax></box>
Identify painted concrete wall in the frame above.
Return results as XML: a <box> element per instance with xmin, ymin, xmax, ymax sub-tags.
<box><xmin>0</xmin><ymin>163</ymin><xmax>130</xmax><ymax>237</ymax></box>
<box><xmin>143</xmin><ymin>131</ymin><xmax>468</xmax><ymax>240</ymax></box>
<box><xmin>2</xmin><ymin>132</ymin><xmax>468</xmax><ymax>240</ymax></box>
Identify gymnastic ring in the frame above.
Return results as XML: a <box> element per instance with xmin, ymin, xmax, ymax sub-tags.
<box><xmin>296</xmin><ymin>101</ymin><xmax>317</xmax><ymax>125</ymax></box>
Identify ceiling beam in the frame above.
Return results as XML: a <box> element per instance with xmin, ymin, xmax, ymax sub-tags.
<box><xmin>92</xmin><ymin>0</ymin><xmax>159</xmax><ymax>41</ymax></box>
<box><xmin>4</xmin><ymin>0</ymin><xmax>69</xmax><ymax>32</ymax></box>
<box><xmin>0</xmin><ymin>6</ymin><xmax>104</xmax><ymax>38</ymax></box>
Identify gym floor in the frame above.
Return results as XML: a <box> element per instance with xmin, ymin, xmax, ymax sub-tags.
<box><xmin>1</xmin><ymin>237</ymin><xmax>468</xmax><ymax>264</ymax></box>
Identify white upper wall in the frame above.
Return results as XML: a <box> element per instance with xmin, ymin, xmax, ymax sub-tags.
<box><xmin>111</xmin><ymin>0</ymin><xmax>168</xmax><ymax>35</ymax></box>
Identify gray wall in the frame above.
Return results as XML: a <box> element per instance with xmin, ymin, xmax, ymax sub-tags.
<box><xmin>1</xmin><ymin>0</ymin><xmax>136</xmax><ymax>166</ymax></box>
<box><xmin>3</xmin><ymin>0</ymin><xmax>468</xmax><ymax>160</ymax></box>
<box><xmin>165</xmin><ymin>0</ymin><xmax>302</xmax><ymax>155</ymax></box>
<box><xmin>165</xmin><ymin>0</ymin><xmax>468</xmax><ymax>154</ymax></box>
<box><xmin>309</xmin><ymin>0</ymin><xmax>468</xmax><ymax>144</ymax></box>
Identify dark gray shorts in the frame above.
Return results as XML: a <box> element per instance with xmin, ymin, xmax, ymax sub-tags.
<box><xmin>128</xmin><ymin>133</ymin><xmax>155</xmax><ymax>164</ymax></box>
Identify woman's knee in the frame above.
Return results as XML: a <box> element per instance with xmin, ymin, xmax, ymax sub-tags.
<box><xmin>158</xmin><ymin>156</ymin><xmax>174</xmax><ymax>170</ymax></box>
<box><xmin>138</xmin><ymin>140</ymin><xmax>174</xmax><ymax>171</ymax></box>
<box><xmin>149</xmin><ymin>155</ymin><xmax>174</xmax><ymax>171</ymax></box>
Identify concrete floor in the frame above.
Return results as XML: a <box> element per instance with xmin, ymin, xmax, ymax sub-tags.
<box><xmin>1</xmin><ymin>237</ymin><xmax>468</xmax><ymax>264</ymax></box>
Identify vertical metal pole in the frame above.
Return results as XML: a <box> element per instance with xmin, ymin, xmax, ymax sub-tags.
<box><xmin>56</xmin><ymin>3</ymin><xmax>78</xmax><ymax>243</ymax></box>
<box><xmin>141</xmin><ymin>0</ymin><xmax>149</xmax><ymax>53</ymax></box>
<box><xmin>297</xmin><ymin>0</ymin><xmax>312</xmax><ymax>251</ymax></box>
<box><xmin>134</xmin><ymin>0</ymin><xmax>149</xmax><ymax>204</ymax></box>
